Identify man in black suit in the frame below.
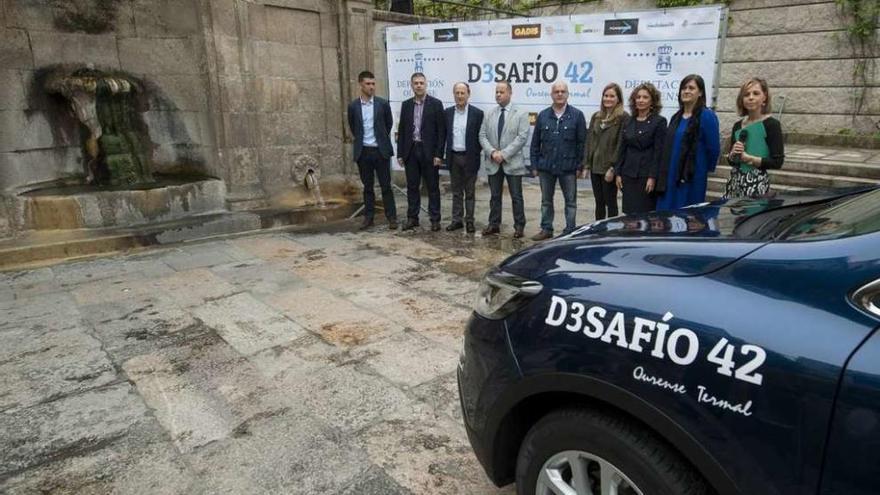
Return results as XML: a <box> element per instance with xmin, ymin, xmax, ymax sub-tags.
<box><xmin>396</xmin><ymin>72</ymin><xmax>445</xmax><ymax>231</ymax></box>
<box><xmin>442</xmin><ymin>82</ymin><xmax>484</xmax><ymax>233</ymax></box>
<box><xmin>347</xmin><ymin>70</ymin><xmax>397</xmax><ymax>230</ymax></box>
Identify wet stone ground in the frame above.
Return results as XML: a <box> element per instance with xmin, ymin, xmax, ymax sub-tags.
<box><xmin>0</xmin><ymin>180</ymin><xmax>599</xmax><ymax>494</ymax></box>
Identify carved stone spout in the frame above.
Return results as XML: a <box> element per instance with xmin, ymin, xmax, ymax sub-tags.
<box><xmin>46</xmin><ymin>68</ymin><xmax>152</xmax><ymax>186</ymax></box>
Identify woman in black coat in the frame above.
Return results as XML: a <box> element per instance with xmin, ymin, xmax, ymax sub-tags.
<box><xmin>616</xmin><ymin>83</ymin><xmax>668</xmax><ymax>214</ymax></box>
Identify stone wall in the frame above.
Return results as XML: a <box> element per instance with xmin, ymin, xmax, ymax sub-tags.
<box><xmin>0</xmin><ymin>0</ymin><xmax>215</xmax><ymax>194</ymax></box>
<box><xmin>0</xmin><ymin>0</ymin><xmax>362</xmax><ymax>214</ymax></box>
<box><xmin>204</xmin><ymin>0</ymin><xmax>350</xmax><ymax>208</ymax></box>
<box><xmin>530</xmin><ymin>0</ymin><xmax>879</xmax><ymax>136</ymax></box>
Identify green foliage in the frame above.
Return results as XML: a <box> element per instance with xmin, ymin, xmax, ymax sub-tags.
<box><xmin>836</xmin><ymin>0</ymin><xmax>878</xmax><ymax>122</ymax></box>
<box><xmin>374</xmin><ymin>0</ymin><xmax>590</xmax><ymax>19</ymax></box>
<box><xmin>837</xmin><ymin>0</ymin><xmax>879</xmax><ymax>41</ymax></box>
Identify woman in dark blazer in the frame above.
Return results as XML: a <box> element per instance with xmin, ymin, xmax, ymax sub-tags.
<box><xmin>616</xmin><ymin>83</ymin><xmax>667</xmax><ymax>214</ymax></box>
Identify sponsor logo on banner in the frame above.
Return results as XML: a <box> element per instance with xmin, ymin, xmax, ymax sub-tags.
<box><xmin>604</xmin><ymin>18</ymin><xmax>639</xmax><ymax>35</ymax></box>
<box><xmin>528</xmin><ymin>112</ymin><xmax>538</xmax><ymax>126</ymax></box>
<box><xmin>682</xmin><ymin>19</ymin><xmax>715</xmax><ymax>28</ymax></box>
<box><xmin>574</xmin><ymin>23</ymin><xmax>599</xmax><ymax>34</ymax></box>
<box><xmin>413</xmin><ymin>52</ymin><xmax>425</xmax><ymax>72</ymax></box>
<box><xmin>486</xmin><ymin>28</ymin><xmax>508</xmax><ymax>37</ymax></box>
<box><xmin>461</xmin><ymin>28</ymin><xmax>483</xmax><ymax>37</ymax></box>
<box><xmin>512</xmin><ymin>24</ymin><xmax>542</xmax><ymax>39</ymax></box>
<box><xmin>656</xmin><ymin>44</ymin><xmax>673</xmax><ymax>75</ymax></box>
<box><xmin>434</xmin><ymin>28</ymin><xmax>459</xmax><ymax>42</ymax></box>
<box><xmin>647</xmin><ymin>21</ymin><xmax>674</xmax><ymax>30</ymax></box>
<box><xmin>545</xmin><ymin>24</ymin><xmax>568</xmax><ymax>36</ymax></box>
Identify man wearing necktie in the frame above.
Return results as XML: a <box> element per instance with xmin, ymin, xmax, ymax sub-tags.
<box><xmin>478</xmin><ymin>81</ymin><xmax>531</xmax><ymax>238</ymax></box>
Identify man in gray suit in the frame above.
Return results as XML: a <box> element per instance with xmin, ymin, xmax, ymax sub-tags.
<box><xmin>479</xmin><ymin>81</ymin><xmax>531</xmax><ymax>238</ymax></box>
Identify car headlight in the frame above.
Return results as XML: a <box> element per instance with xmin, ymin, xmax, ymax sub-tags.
<box><xmin>474</xmin><ymin>270</ymin><xmax>543</xmax><ymax>320</ymax></box>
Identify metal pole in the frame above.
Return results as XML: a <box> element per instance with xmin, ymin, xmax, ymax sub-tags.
<box><xmin>712</xmin><ymin>6</ymin><xmax>730</xmax><ymax>112</ymax></box>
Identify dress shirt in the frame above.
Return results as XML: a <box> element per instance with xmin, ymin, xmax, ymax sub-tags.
<box><xmin>413</xmin><ymin>97</ymin><xmax>424</xmax><ymax>142</ymax></box>
<box><xmin>360</xmin><ymin>97</ymin><xmax>377</xmax><ymax>147</ymax></box>
<box><xmin>452</xmin><ymin>105</ymin><xmax>468</xmax><ymax>152</ymax></box>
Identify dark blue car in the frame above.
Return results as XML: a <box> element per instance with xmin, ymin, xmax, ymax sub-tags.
<box><xmin>458</xmin><ymin>186</ymin><xmax>880</xmax><ymax>495</ymax></box>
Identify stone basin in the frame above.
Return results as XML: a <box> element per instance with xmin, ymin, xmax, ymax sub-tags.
<box><xmin>14</xmin><ymin>176</ymin><xmax>226</xmax><ymax>230</ymax></box>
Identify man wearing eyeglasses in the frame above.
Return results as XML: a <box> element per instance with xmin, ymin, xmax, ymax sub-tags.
<box><xmin>528</xmin><ymin>81</ymin><xmax>587</xmax><ymax>241</ymax></box>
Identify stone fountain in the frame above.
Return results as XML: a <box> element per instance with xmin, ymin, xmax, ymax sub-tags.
<box><xmin>46</xmin><ymin>67</ymin><xmax>153</xmax><ymax>186</ymax></box>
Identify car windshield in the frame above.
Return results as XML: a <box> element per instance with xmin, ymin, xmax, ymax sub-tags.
<box><xmin>775</xmin><ymin>188</ymin><xmax>880</xmax><ymax>241</ymax></box>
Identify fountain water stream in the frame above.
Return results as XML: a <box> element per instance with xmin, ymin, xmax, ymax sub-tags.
<box><xmin>304</xmin><ymin>169</ymin><xmax>326</xmax><ymax>209</ymax></box>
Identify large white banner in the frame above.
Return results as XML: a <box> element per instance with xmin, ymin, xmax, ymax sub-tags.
<box><xmin>385</xmin><ymin>6</ymin><xmax>726</xmax><ymax>166</ymax></box>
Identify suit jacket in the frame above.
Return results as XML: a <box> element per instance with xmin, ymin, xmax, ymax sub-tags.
<box><xmin>396</xmin><ymin>95</ymin><xmax>445</xmax><ymax>162</ymax></box>
<box><xmin>347</xmin><ymin>96</ymin><xmax>394</xmax><ymax>161</ymax></box>
<box><xmin>478</xmin><ymin>104</ymin><xmax>531</xmax><ymax>176</ymax></box>
<box><xmin>442</xmin><ymin>104</ymin><xmax>484</xmax><ymax>175</ymax></box>
<box><xmin>617</xmin><ymin>113</ymin><xmax>668</xmax><ymax>179</ymax></box>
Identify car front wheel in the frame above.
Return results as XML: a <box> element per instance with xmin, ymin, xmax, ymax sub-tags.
<box><xmin>515</xmin><ymin>408</ymin><xmax>712</xmax><ymax>495</ymax></box>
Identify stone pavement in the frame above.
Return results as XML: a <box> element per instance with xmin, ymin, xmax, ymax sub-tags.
<box><xmin>0</xmin><ymin>180</ymin><xmax>604</xmax><ymax>494</ymax></box>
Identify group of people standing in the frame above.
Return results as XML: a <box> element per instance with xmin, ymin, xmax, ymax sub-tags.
<box><xmin>347</xmin><ymin>69</ymin><xmax>784</xmax><ymax>240</ymax></box>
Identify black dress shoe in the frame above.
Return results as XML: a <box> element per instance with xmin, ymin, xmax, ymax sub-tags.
<box><xmin>513</xmin><ymin>227</ymin><xmax>524</xmax><ymax>239</ymax></box>
<box><xmin>446</xmin><ymin>221</ymin><xmax>464</xmax><ymax>231</ymax></box>
<box><xmin>482</xmin><ymin>225</ymin><xmax>500</xmax><ymax>236</ymax></box>
<box><xmin>401</xmin><ymin>219</ymin><xmax>419</xmax><ymax>231</ymax></box>
<box><xmin>359</xmin><ymin>218</ymin><xmax>374</xmax><ymax>230</ymax></box>
<box><xmin>388</xmin><ymin>220</ymin><xmax>398</xmax><ymax>230</ymax></box>
<box><xmin>431</xmin><ymin>222</ymin><xmax>441</xmax><ymax>232</ymax></box>
<box><xmin>466</xmin><ymin>222</ymin><xmax>475</xmax><ymax>233</ymax></box>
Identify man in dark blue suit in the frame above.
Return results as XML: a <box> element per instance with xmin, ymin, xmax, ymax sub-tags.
<box><xmin>442</xmin><ymin>82</ymin><xmax>484</xmax><ymax>233</ymax></box>
<box><xmin>347</xmin><ymin>70</ymin><xmax>397</xmax><ymax>230</ymax></box>
<box><xmin>396</xmin><ymin>73</ymin><xmax>446</xmax><ymax>231</ymax></box>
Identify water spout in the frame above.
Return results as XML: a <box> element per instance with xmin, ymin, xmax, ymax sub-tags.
<box><xmin>303</xmin><ymin>169</ymin><xmax>326</xmax><ymax>209</ymax></box>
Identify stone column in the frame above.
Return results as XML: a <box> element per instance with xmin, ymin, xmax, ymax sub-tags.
<box><xmin>339</xmin><ymin>0</ymin><xmax>375</xmax><ymax>170</ymax></box>
<box><xmin>199</xmin><ymin>0</ymin><xmax>267</xmax><ymax>210</ymax></box>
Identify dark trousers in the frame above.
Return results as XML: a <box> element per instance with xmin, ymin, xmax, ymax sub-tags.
<box><xmin>538</xmin><ymin>171</ymin><xmax>577</xmax><ymax>234</ymax></box>
<box><xmin>621</xmin><ymin>175</ymin><xmax>656</xmax><ymax>215</ymax></box>
<box><xmin>404</xmin><ymin>143</ymin><xmax>441</xmax><ymax>223</ymax></box>
<box><xmin>449</xmin><ymin>152</ymin><xmax>477</xmax><ymax>224</ymax></box>
<box><xmin>590</xmin><ymin>172</ymin><xmax>619</xmax><ymax>220</ymax></box>
<box><xmin>487</xmin><ymin>171</ymin><xmax>525</xmax><ymax>229</ymax></box>
<box><xmin>357</xmin><ymin>147</ymin><xmax>397</xmax><ymax>222</ymax></box>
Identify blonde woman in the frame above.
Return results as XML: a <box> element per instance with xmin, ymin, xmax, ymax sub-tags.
<box><xmin>724</xmin><ymin>77</ymin><xmax>785</xmax><ymax>198</ymax></box>
<box><xmin>584</xmin><ymin>83</ymin><xmax>628</xmax><ymax>220</ymax></box>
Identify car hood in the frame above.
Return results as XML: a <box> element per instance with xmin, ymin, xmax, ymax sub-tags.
<box><xmin>501</xmin><ymin>187</ymin><xmax>875</xmax><ymax>278</ymax></box>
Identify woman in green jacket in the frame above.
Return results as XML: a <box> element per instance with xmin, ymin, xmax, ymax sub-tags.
<box><xmin>584</xmin><ymin>83</ymin><xmax>628</xmax><ymax>220</ymax></box>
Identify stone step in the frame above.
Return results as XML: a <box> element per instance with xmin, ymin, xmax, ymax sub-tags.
<box><xmin>710</xmin><ymin>167</ymin><xmax>880</xmax><ymax>189</ymax></box>
<box><xmin>779</xmin><ymin>158</ymin><xmax>880</xmax><ymax>180</ymax></box>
